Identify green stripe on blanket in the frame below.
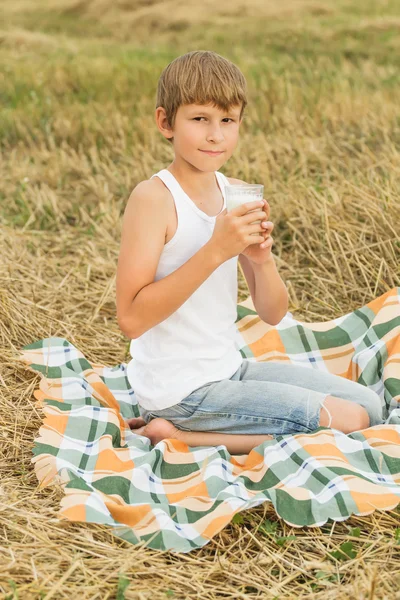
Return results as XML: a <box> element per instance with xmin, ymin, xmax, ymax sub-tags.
<box><xmin>19</xmin><ymin>288</ymin><xmax>400</xmax><ymax>553</ymax></box>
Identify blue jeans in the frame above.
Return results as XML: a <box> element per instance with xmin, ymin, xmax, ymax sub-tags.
<box><xmin>140</xmin><ymin>360</ymin><xmax>384</xmax><ymax>438</ymax></box>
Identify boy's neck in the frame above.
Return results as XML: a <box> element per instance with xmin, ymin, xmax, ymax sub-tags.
<box><xmin>166</xmin><ymin>159</ymin><xmax>221</xmax><ymax>198</ymax></box>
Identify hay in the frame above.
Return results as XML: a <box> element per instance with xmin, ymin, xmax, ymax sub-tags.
<box><xmin>1</xmin><ymin>0</ymin><xmax>400</xmax><ymax>597</ymax></box>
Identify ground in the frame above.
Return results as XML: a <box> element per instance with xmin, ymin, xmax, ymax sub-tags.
<box><xmin>1</xmin><ymin>0</ymin><xmax>400</xmax><ymax>598</ymax></box>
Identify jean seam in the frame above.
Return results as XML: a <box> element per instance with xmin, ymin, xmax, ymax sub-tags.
<box><xmin>152</xmin><ymin>407</ymin><xmax>194</xmax><ymax>418</ymax></box>
<box><xmin>193</xmin><ymin>409</ymin><xmax>315</xmax><ymax>430</ymax></box>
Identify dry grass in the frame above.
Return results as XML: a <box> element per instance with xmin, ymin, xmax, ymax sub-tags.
<box><xmin>1</xmin><ymin>0</ymin><xmax>400</xmax><ymax>597</ymax></box>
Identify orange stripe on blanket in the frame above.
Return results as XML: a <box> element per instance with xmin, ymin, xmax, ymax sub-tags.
<box><xmin>32</xmin><ymin>453</ymin><xmax>60</xmax><ymax>488</ymax></box>
<box><xmin>34</xmin><ymin>389</ymin><xmax>47</xmax><ymax>404</ymax></box>
<box><xmin>160</xmin><ymin>438</ymin><xmax>200</xmax><ymax>464</ymax></box>
<box><xmin>363</xmin><ymin>426</ymin><xmax>400</xmax><ymax>445</ymax></box>
<box><xmin>105</xmin><ymin>502</ymin><xmax>153</xmax><ymax>528</ymax></box>
<box><xmin>91</xmin><ymin>381</ymin><xmax>120</xmax><ymax>410</ymax></box>
<box><xmin>91</xmin><ymin>381</ymin><xmax>127</xmax><ymax>432</ymax></box>
<box><xmin>371</xmin><ymin>302</ymin><xmax>400</xmax><ymax>326</ymax></box>
<box><xmin>95</xmin><ymin>448</ymin><xmax>135</xmax><ymax>473</ymax></box>
<box><xmin>201</xmin><ymin>503</ymin><xmax>244</xmax><ymax>540</ymax></box>
<box><xmin>202</xmin><ymin>514</ymin><xmax>236</xmax><ymax>540</ymax></box>
<box><xmin>34</xmin><ymin>381</ymin><xmax>64</xmax><ymax>403</ymax></box>
<box><xmin>384</xmin><ymin>337</ymin><xmax>400</xmax><ymax>373</ymax></box>
<box><xmin>237</xmin><ymin>318</ymin><xmax>272</xmax><ymax>347</ymax></box>
<box><xmin>230</xmin><ymin>448</ymin><xmax>265</xmax><ymax>470</ymax></box>
<box><xmin>61</xmin><ymin>488</ymin><xmax>93</xmax><ymax>521</ymax></box>
<box><xmin>385</xmin><ymin>358</ymin><xmax>400</xmax><ymax>381</ymax></box>
<box><xmin>318</xmin><ymin>344</ymin><xmax>357</xmax><ymax>380</ymax></box>
<box><xmin>163</xmin><ymin>438</ymin><xmax>192</xmax><ymax>453</ymax></box>
<box><xmin>18</xmin><ymin>349</ymin><xmax>50</xmax><ymax>366</ymax></box>
<box><xmin>366</xmin><ymin>288</ymin><xmax>398</xmax><ymax>316</ymax></box>
<box><xmin>237</xmin><ymin>314</ymin><xmax>262</xmax><ymax>332</ymax></box>
<box><xmin>167</xmin><ymin>481</ymin><xmax>210</xmax><ymax>504</ymax></box>
<box><xmin>302</xmin><ymin>441</ymin><xmax>349</xmax><ymax>463</ymax></box>
<box><xmin>43</xmin><ymin>411</ymin><xmax>69</xmax><ymax>436</ymax></box>
<box><xmin>62</xmin><ymin>503</ymin><xmax>87</xmax><ymax>522</ymax></box>
<box><xmin>250</xmin><ymin>329</ymin><xmax>286</xmax><ymax>358</ymax></box>
<box><xmin>290</xmin><ymin>431</ymin><xmax>356</xmax><ymax>470</ymax></box>
<box><xmin>349</xmin><ymin>482</ymin><xmax>400</xmax><ymax>513</ymax></box>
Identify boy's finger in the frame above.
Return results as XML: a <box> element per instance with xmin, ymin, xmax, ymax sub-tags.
<box><xmin>262</xmin><ymin>200</ymin><xmax>270</xmax><ymax>218</ymax></box>
<box><xmin>261</xmin><ymin>221</ymin><xmax>274</xmax><ymax>231</ymax></box>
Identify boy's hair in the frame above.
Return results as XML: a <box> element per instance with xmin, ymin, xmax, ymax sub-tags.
<box><xmin>156</xmin><ymin>50</ymin><xmax>248</xmax><ymax>143</ymax></box>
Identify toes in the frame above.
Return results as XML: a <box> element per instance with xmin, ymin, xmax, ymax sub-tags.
<box><xmin>126</xmin><ymin>417</ymin><xmax>182</xmax><ymax>446</ymax></box>
<box><xmin>126</xmin><ymin>417</ymin><xmax>147</xmax><ymax>430</ymax></box>
<box><xmin>145</xmin><ymin>418</ymin><xmax>182</xmax><ymax>445</ymax></box>
<box><xmin>130</xmin><ymin>425</ymin><xmax>147</xmax><ymax>436</ymax></box>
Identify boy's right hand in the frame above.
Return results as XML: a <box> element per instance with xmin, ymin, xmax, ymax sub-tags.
<box><xmin>209</xmin><ymin>201</ymin><xmax>268</xmax><ymax>263</ymax></box>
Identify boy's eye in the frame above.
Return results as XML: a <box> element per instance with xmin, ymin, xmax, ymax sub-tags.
<box><xmin>193</xmin><ymin>117</ymin><xmax>234</xmax><ymax>122</ymax></box>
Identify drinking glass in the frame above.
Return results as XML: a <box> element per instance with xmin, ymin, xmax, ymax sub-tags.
<box><xmin>225</xmin><ymin>184</ymin><xmax>264</xmax><ymax>236</ymax></box>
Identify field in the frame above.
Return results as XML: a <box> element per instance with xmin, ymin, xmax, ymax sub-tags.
<box><xmin>1</xmin><ymin>0</ymin><xmax>400</xmax><ymax>598</ymax></box>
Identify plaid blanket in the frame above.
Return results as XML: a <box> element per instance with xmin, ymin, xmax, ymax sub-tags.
<box><xmin>19</xmin><ymin>288</ymin><xmax>400</xmax><ymax>553</ymax></box>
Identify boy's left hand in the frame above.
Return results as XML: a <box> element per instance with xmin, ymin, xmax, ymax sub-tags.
<box><xmin>240</xmin><ymin>200</ymin><xmax>274</xmax><ymax>264</ymax></box>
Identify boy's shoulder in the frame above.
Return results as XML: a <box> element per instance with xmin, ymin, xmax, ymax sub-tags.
<box><xmin>126</xmin><ymin>176</ymin><xmax>172</xmax><ymax>212</ymax></box>
<box><xmin>132</xmin><ymin>176</ymin><xmax>171</xmax><ymax>198</ymax></box>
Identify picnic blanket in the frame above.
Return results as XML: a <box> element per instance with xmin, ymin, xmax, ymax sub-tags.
<box><xmin>19</xmin><ymin>287</ymin><xmax>400</xmax><ymax>553</ymax></box>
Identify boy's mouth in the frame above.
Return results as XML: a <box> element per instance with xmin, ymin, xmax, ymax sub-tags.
<box><xmin>199</xmin><ymin>150</ymin><xmax>225</xmax><ymax>156</ymax></box>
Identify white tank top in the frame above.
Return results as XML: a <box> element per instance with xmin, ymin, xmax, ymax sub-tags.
<box><xmin>126</xmin><ymin>168</ymin><xmax>243</xmax><ymax>411</ymax></box>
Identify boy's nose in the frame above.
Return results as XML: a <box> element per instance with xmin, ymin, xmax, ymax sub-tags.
<box><xmin>206</xmin><ymin>131</ymin><xmax>224</xmax><ymax>143</ymax></box>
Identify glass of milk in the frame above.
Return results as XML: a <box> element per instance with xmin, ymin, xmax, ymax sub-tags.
<box><xmin>225</xmin><ymin>184</ymin><xmax>264</xmax><ymax>236</ymax></box>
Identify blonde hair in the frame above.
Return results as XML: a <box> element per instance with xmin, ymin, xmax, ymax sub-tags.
<box><xmin>156</xmin><ymin>50</ymin><xmax>248</xmax><ymax>143</ymax></box>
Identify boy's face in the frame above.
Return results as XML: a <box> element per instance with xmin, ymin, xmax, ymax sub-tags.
<box><xmin>158</xmin><ymin>102</ymin><xmax>243</xmax><ymax>171</ymax></box>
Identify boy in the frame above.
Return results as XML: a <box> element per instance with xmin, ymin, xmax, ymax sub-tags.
<box><xmin>116</xmin><ymin>51</ymin><xmax>383</xmax><ymax>454</ymax></box>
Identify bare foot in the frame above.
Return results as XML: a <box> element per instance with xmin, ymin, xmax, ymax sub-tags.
<box><xmin>126</xmin><ymin>416</ymin><xmax>182</xmax><ymax>446</ymax></box>
<box><xmin>126</xmin><ymin>417</ymin><xmax>147</xmax><ymax>430</ymax></box>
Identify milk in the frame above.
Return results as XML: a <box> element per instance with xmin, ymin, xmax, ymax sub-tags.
<box><xmin>225</xmin><ymin>184</ymin><xmax>264</xmax><ymax>236</ymax></box>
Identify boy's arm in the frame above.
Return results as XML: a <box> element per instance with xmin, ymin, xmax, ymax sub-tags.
<box><xmin>238</xmin><ymin>253</ymin><xmax>255</xmax><ymax>298</ymax></box>
<box><xmin>230</xmin><ymin>177</ymin><xmax>288</xmax><ymax>325</ymax></box>
<box><xmin>116</xmin><ymin>180</ymin><xmax>223</xmax><ymax>339</ymax></box>
<box><xmin>239</xmin><ymin>253</ymin><xmax>288</xmax><ymax>325</ymax></box>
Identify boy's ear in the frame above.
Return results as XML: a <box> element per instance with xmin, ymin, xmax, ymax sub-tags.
<box><xmin>155</xmin><ymin>107</ymin><xmax>174</xmax><ymax>140</ymax></box>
